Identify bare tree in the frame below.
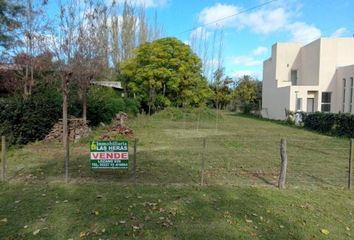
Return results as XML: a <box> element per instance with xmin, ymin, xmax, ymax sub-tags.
<box><xmin>3</xmin><ymin>0</ymin><xmax>51</xmax><ymax>96</ymax></box>
<box><xmin>49</xmin><ymin>0</ymin><xmax>83</xmax><ymax>183</ymax></box>
<box><xmin>138</xmin><ymin>6</ymin><xmax>148</xmax><ymax>45</ymax></box>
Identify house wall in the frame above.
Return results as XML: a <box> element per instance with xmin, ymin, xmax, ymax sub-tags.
<box><xmin>262</xmin><ymin>43</ymin><xmax>300</xmax><ymax>119</ymax></box>
<box><xmin>336</xmin><ymin>65</ymin><xmax>354</xmax><ymax>113</ymax></box>
<box><xmin>300</xmin><ymin>40</ymin><xmax>320</xmax><ymax>86</ymax></box>
<box><xmin>318</xmin><ymin>39</ymin><xmax>354</xmax><ymax>113</ymax></box>
<box><xmin>262</xmin><ymin>38</ymin><xmax>354</xmax><ymax>119</ymax></box>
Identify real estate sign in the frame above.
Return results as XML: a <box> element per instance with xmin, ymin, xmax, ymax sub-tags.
<box><xmin>90</xmin><ymin>140</ymin><xmax>129</xmax><ymax>169</ymax></box>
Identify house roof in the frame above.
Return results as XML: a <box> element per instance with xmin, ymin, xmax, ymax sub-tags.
<box><xmin>90</xmin><ymin>81</ymin><xmax>123</xmax><ymax>89</ymax></box>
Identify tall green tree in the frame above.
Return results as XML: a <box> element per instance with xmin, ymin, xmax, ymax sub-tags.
<box><xmin>120</xmin><ymin>37</ymin><xmax>211</xmax><ymax>114</ymax></box>
<box><xmin>232</xmin><ymin>75</ymin><xmax>262</xmax><ymax>113</ymax></box>
<box><xmin>210</xmin><ymin>67</ymin><xmax>232</xmax><ymax>109</ymax></box>
<box><xmin>0</xmin><ymin>0</ymin><xmax>24</xmax><ymax>49</ymax></box>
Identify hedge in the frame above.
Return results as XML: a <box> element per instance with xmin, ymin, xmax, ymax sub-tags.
<box><xmin>302</xmin><ymin>112</ymin><xmax>354</xmax><ymax>138</ymax></box>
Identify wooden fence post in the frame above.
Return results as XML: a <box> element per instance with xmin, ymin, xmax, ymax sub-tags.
<box><xmin>200</xmin><ymin>138</ymin><xmax>206</xmax><ymax>186</ymax></box>
<box><xmin>133</xmin><ymin>138</ymin><xmax>138</xmax><ymax>184</ymax></box>
<box><xmin>348</xmin><ymin>139</ymin><xmax>353</xmax><ymax>189</ymax></box>
<box><xmin>278</xmin><ymin>138</ymin><xmax>288</xmax><ymax>189</ymax></box>
<box><xmin>1</xmin><ymin>136</ymin><xmax>6</xmax><ymax>182</ymax></box>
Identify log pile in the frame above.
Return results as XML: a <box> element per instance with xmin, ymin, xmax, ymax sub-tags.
<box><xmin>45</xmin><ymin>117</ymin><xmax>90</xmax><ymax>142</ymax></box>
<box><xmin>101</xmin><ymin>112</ymin><xmax>134</xmax><ymax>139</ymax></box>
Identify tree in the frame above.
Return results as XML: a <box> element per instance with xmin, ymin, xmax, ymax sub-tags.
<box><xmin>210</xmin><ymin>67</ymin><xmax>232</xmax><ymax>109</ymax></box>
<box><xmin>232</xmin><ymin>75</ymin><xmax>261</xmax><ymax>113</ymax></box>
<box><xmin>120</xmin><ymin>37</ymin><xmax>211</xmax><ymax>114</ymax></box>
<box><xmin>0</xmin><ymin>0</ymin><xmax>24</xmax><ymax>49</ymax></box>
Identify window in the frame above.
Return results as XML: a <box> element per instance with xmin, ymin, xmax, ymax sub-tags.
<box><xmin>321</xmin><ymin>92</ymin><xmax>331</xmax><ymax>112</ymax></box>
<box><xmin>296</xmin><ymin>98</ymin><xmax>302</xmax><ymax>111</ymax></box>
<box><xmin>342</xmin><ymin>78</ymin><xmax>346</xmax><ymax>112</ymax></box>
<box><xmin>350</xmin><ymin>77</ymin><xmax>353</xmax><ymax>112</ymax></box>
<box><xmin>291</xmin><ymin>70</ymin><xmax>298</xmax><ymax>85</ymax></box>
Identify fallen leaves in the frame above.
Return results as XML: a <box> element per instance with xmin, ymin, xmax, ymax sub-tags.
<box><xmin>33</xmin><ymin>229</ymin><xmax>41</xmax><ymax>235</ymax></box>
<box><xmin>321</xmin><ymin>229</ymin><xmax>330</xmax><ymax>235</ymax></box>
<box><xmin>79</xmin><ymin>231</ymin><xmax>86</xmax><ymax>238</ymax></box>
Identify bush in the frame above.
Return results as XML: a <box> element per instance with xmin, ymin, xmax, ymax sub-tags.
<box><xmin>303</xmin><ymin>112</ymin><xmax>354</xmax><ymax>137</ymax></box>
<box><xmin>87</xmin><ymin>87</ymin><xmax>140</xmax><ymax>126</ymax></box>
<box><xmin>335</xmin><ymin>113</ymin><xmax>354</xmax><ymax>137</ymax></box>
<box><xmin>124</xmin><ymin>98</ymin><xmax>140</xmax><ymax>116</ymax></box>
<box><xmin>87</xmin><ymin>87</ymin><xmax>125</xmax><ymax>126</ymax></box>
<box><xmin>0</xmin><ymin>87</ymin><xmax>62</xmax><ymax>145</ymax></box>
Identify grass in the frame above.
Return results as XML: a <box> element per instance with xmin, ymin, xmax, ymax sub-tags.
<box><xmin>0</xmin><ymin>109</ymin><xmax>353</xmax><ymax>239</ymax></box>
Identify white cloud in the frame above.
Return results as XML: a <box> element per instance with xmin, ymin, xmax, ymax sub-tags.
<box><xmin>331</xmin><ymin>27</ymin><xmax>349</xmax><ymax>38</ymax></box>
<box><xmin>230</xmin><ymin>56</ymin><xmax>262</xmax><ymax>67</ymax></box>
<box><xmin>198</xmin><ymin>3</ymin><xmax>289</xmax><ymax>34</ymax></box>
<box><xmin>252</xmin><ymin>46</ymin><xmax>267</xmax><ymax>56</ymax></box>
<box><xmin>198</xmin><ymin>3</ymin><xmax>240</xmax><ymax>28</ymax></box>
<box><xmin>231</xmin><ymin>70</ymin><xmax>260</xmax><ymax>79</ymax></box>
<box><xmin>197</xmin><ymin>1</ymin><xmax>323</xmax><ymax>44</ymax></box>
<box><xmin>113</xmin><ymin>0</ymin><xmax>168</xmax><ymax>8</ymax></box>
<box><xmin>287</xmin><ymin>22</ymin><xmax>321</xmax><ymax>43</ymax></box>
<box><xmin>239</xmin><ymin>7</ymin><xmax>289</xmax><ymax>34</ymax></box>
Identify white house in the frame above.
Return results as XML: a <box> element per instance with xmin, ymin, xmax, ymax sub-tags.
<box><xmin>262</xmin><ymin>38</ymin><xmax>354</xmax><ymax>120</ymax></box>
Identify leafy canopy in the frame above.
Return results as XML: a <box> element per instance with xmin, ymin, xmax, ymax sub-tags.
<box><xmin>120</xmin><ymin>37</ymin><xmax>211</xmax><ymax>111</ymax></box>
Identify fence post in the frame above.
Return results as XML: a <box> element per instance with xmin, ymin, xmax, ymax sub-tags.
<box><xmin>200</xmin><ymin>138</ymin><xmax>206</xmax><ymax>186</ymax></box>
<box><xmin>348</xmin><ymin>139</ymin><xmax>353</xmax><ymax>189</ymax></box>
<box><xmin>1</xmin><ymin>136</ymin><xmax>6</xmax><ymax>182</ymax></box>
<box><xmin>133</xmin><ymin>138</ymin><xmax>138</xmax><ymax>184</ymax></box>
<box><xmin>278</xmin><ymin>138</ymin><xmax>287</xmax><ymax>189</ymax></box>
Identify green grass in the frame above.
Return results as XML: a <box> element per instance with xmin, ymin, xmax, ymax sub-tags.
<box><xmin>1</xmin><ymin>109</ymin><xmax>353</xmax><ymax>239</ymax></box>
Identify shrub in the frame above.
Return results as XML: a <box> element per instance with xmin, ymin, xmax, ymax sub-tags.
<box><xmin>303</xmin><ymin>112</ymin><xmax>354</xmax><ymax>137</ymax></box>
<box><xmin>0</xmin><ymin>87</ymin><xmax>62</xmax><ymax>145</ymax></box>
<box><xmin>87</xmin><ymin>87</ymin><xmax>125</xmax><ymax>126</ymax></box>
<box><xmin>335</xmin><ymin>113</ymin><xmax>354</xmax><ymax>137</ymax></box>
<box><xmin>124</xmin><ymin>98</ymin><xmax>140</xmax><ymax>116</ymax></box>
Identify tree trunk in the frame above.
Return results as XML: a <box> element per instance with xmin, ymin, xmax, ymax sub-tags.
<box><xmin>24</xmin><ymin>62</ymin><xmax>29</xmax><ymax>96</ymax></box>
<box><xmin>62</xmin><ymin>73</ymin><xmax>70</xmax><ymax>183</ymax></box>
<box><xmin>29</xmin><ymin>65</ymin><xmax>33</xmax><ymax>95</ymax></box>
<box><xmin>82</xmin><ymin>83</ymin><xmax>87</xmax><ymax>124</ymax></box>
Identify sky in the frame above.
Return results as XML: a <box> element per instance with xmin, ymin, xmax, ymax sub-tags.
<box><xmin>45</xmin><ymin>0</ymin><xmax>354</xmax><ymax>81</ymax></box>
<box><xmin>137</xmin><ymin>0</ymin><xmax>354</xmax><ymax>80</ymax></box>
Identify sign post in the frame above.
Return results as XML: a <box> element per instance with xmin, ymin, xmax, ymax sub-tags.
<box><xmin>90</xmin><ymin>140</ymin><xmax>129</xmax><ymax>170</ymax></box>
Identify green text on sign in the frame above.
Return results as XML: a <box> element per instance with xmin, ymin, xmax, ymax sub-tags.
<box><xmin>90</xmin><ymin>140</ymin><xmax>129</xmax><ymax>169</ymax></box>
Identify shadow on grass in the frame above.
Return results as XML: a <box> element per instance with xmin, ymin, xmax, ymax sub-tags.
<box><xmin>0</xmin><ymin>184</ymin><xmax>313</xmax><ymax>239</ymax></box>
<box><xmin>177</xmin><ymin>187</ymin><xmax>305</xmax><ymax>240</ymax></box>
<box><xmin>240</xmin><ymin>169</ymin><xmax>278</xmax><ymax>187</ymax></box>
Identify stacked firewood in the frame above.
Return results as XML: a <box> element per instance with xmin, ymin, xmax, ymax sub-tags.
<box><xmin>101</xmin><ymin>112</ymin><xmax>134</xmax><ymax>139</ymax></box>
<box><xmin>45</xmin><ymin>117</ymin><xmax>90</xmax><ymax>142</ymax></box>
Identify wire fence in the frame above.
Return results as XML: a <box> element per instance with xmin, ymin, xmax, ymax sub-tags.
<box><xmin>1</xmin><ymin>115</ymin><xmax>353</xmax><ymax>190</ymax></box>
